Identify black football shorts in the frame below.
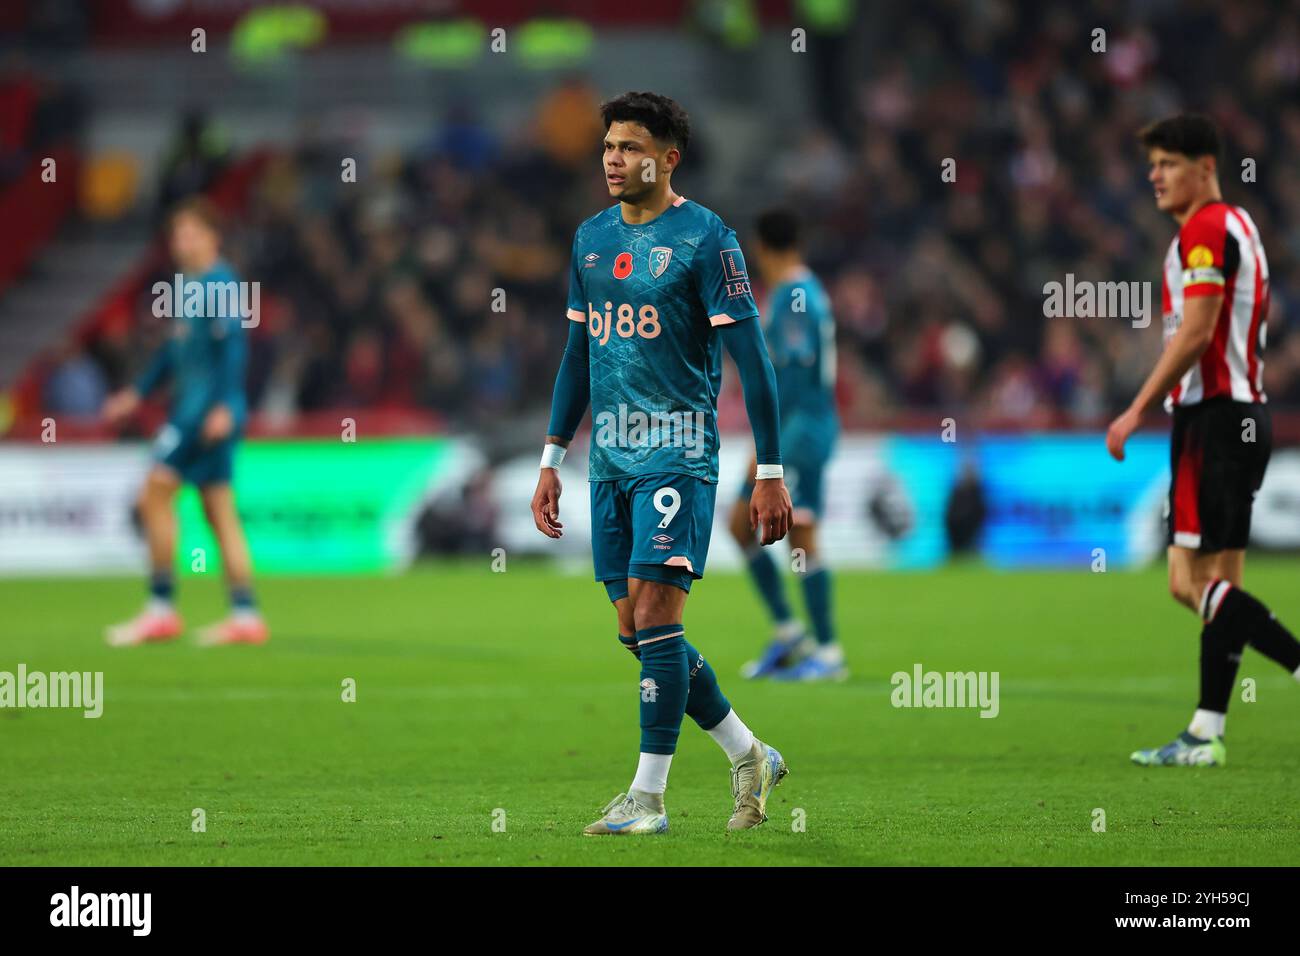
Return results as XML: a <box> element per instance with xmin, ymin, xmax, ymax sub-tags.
<box><xmin>1167</xmin><ymin>398</ymin><xmax>1271</xmax><ymax>552</ymax></box>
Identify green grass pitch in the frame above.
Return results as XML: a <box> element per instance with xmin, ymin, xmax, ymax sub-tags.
<box><xmin>2</xmin><ymin>559</ymin><xmax>1298</xmax><ymax>866</ymax></box>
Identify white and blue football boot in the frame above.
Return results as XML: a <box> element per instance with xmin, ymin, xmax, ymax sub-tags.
<box><xmin>727</xmin><ymin>739</ymin><xmax>789</xmax><ymax>830</ymax></box>
<box><xmin>773</xmin><ymin>644</ymin><xmax>848</xmax><ymax>682</ymax></box>
<box><xmin>583</xmin><ymin>790</ymin><xmax>669</xmax><ymax>836</ymax></box>
<box><xmin>1131</xmin><ymin>731</ymin><xmax>1226</xmax><ymax>767</ymax></box>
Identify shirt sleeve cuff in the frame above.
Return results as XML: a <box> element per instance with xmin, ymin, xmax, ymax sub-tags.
<box><xmin>709</xmin><ymin>311</ymin><xmax>757</xmax><ymax>327</ymax></box>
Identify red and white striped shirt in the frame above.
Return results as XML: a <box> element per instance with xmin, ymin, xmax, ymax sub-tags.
<box><xmin>1161</xmin><ymin>201</ymin><xmax>1269</xmax><ymax>409</ymax></box>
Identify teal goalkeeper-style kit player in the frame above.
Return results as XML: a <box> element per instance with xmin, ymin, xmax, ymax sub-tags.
<box><xmin>729</xmin><ymin>208</ymin><xmax>843</xmax><ymax>682</ymax></box>
<box><xmin>530</xmin><ymin>92</ymin><xmax>793</xmax><ymax>834</ymax></box>
<box><xmin>102</xmin><ymin>197</ymin><xmax>267</xmax><ymax>648</ymax></box>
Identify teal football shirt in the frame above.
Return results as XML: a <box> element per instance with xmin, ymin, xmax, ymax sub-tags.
<box><xmin>763</xmin><ymin>267</ymin><xmax>838</xmax><ymax>427</ymax></box>
<box><xmin>565</xmin><ymin>198</ymin><xmax>759</xmax><ymax>483</ymax></box>
<box><xmin>137</xmin><ymin>260</ymin><xmax>249</xmax><ymax>433</ymax></box>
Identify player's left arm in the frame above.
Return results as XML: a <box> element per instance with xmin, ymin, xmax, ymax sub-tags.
<box><xmin>1107</xmin><ymin>293</ymin><xmax>1221</xmax><ymax>461</ymax></box>
<box><xmin>697</xmin><ymin>221</ymin><xmax>791</xmax><ymax>543</ymax></box>
<box><xmin>719</xmin><ymin>311</ymin><xmax>792</xmax><ymax>545</ymax></box>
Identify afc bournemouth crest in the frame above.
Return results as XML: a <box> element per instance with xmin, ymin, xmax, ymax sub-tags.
<box><xmin>649</xmin><ymin>246</ymin><xmax>673</xmax><ymax>279</ymax></box>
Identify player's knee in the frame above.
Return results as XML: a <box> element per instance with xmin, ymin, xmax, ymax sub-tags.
<box><xmin>1185</xmin><ymin>575</ymin><xmax>1215</xmax><ymax>615</ymax></box>
<box><xmin>790</xmin><ymin>531</ymin><xmax>816</xmax><ymax>561</ymax></box>
<box><xmin>1168</xmin><ymin>572</ymin><xmax>1198</xmax><ymax>610</ymax></box>
<box><xmin>631</xmin><ymin>592</ymin><xmax>675</xmax><ymax>632</ymax></box>
<box><xmin>1167</xmin><ymin>574</ymin><xmax>1184</xmax><ymax>606</ymax></box>
<box><xmin>727</xmin><ymin>504</ymin><xmax>751</xmax><ymax>547</ymax></box>
<box><xmin>631</xmin><ymin>599</ymin><xmax>653</xmax><ymax>633</ymax></box>
<box><xmin>140</xmin><ymin>476</ymin><xmax>169</xmax><ymax>512</ymax></box>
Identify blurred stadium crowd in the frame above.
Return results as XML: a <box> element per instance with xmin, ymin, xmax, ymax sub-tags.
<box><xmin>23</xmin><ymin>0</ymin><xmax>1300</xmax><ymax>431</ymax></box>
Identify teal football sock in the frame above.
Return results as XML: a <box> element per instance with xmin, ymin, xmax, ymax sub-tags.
<box><xmin>620</xmin><ymin>634</ymin><xmax>728</xmax><ymax>730</ymax></box>
<box><xmin>230</xmin><ymin>585</ymin><xmax>257</xmax><ymax>612</ymax></box>
<box><xmin>744</xmin><ymin>544</ymin><xmax>793</xmax><ymax>624</ymax></box>
<box><xmin>636</xmin><ymin>625</ymin><xmax>689</xmax><ymax>756</ymax></box>
<box><xmin>149</xmin><ymin>571</ymin><xmax>174</xmax><ymax>603</ymax></box>
<box><xmin>683</xmin><ymin>640</ymin><xmax>731</xmax><ymax>731</ymax></box>
<box><xmin>801</xmin><ymin>565</ymin><xmax>835</xmax><ymax>646</ymax></box>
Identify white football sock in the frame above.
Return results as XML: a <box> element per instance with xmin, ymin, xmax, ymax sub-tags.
<box><xmin>707</xmin><ymin>709</ymin><xmax>755</xmax><ymax>763</ymax></box>
<box><xmin>145</xmin><ymin>598</ymin><xmax>174</xmax><ymax>616</ymax></box>
<box><xmin>1293</xmin><ymin>665</ymin><xmax>1300</xmax><ymax>683</ymax></box>
<box><xmin>630</xmin><ymin>753</ymin><xmax>672</xmax><ymax>795</ymax></box>
<box><xmin>812</xmin><ymin>643</ymin><xmax>845</xmax><ymax>665</ymax></box>
<box><xmin>775</xmin><ymin>619</ymin><xmax>804</xmax><ymax>642</ymax></box>
<box><xmin>1188</xmin><ymin>708</ymin><xmax>1225</xmax><ymax>740</ymax></box>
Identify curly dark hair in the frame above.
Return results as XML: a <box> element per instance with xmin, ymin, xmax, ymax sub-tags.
<box><xmin>599</xmin><ymin>91</ymin><xmax>691</xmax><ymax>153</ymax></box>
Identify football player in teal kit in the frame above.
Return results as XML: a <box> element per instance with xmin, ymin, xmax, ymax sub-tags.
<box><xmin>530</xmin><ymin>92</ymin><xmax>792</xmax><ymax>834</ymax></box>
<box><xmin>730</xmin><ymin>209</ymin><xmax>844</xmax><ymax>681</ymax></box>
<box><xmin>103</xmin><ymin>198</ymin><xmax>267</xmax><ymax>648</ymax></box>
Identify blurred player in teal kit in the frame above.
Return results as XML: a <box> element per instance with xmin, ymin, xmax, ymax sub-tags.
<box><xmin>102</xmin><ymin>197</ymin><xmax>267</xmax><ymax>647</ymax></box>
<box><xmin>530</xmin><ymin>92</ymin><xmax>792</xmax><ymax>834</ymax></box>
<box><xmin>729</xmin><ymin>209</ymin><xmax>843</xmax><ymax>681</ymax></box>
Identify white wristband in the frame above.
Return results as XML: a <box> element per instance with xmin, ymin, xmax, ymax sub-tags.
<box><xmin>540</xmin><ymin>443</ymin><xmax>566</xmax><ymax>470</ymax></box>
<box><xmin>754</xmin><ymin>464</ymin><xmax>784</xmax><ymax>480</ymax></box>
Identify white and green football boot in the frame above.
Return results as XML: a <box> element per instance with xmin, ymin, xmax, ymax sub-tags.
<box><xmin>582</xmin><ymin>790</ymin><xmax>669</xmax><ymax>836</ymax></box>
<box><xmin>1130</xmin><ymin>731</ymin><xmax>1226</xmax><ymax>767</ymax></box>
<box><xmin>727</xmin><ymin>738</ymin><xmax>789</xmax><ymax>830</ymax></box>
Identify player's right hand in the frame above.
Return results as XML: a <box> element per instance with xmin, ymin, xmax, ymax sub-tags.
<box><xmin>531</xmin><ymin>469</ymin><xmax>564</xmax><ymax>538</ymax></box>
<box><xmin>102</xmin><ymin>388</ymin><xmax>140</xmax><ymax>425</ymax></box>
<box><xmin>1105</xmin><ymin>406</ymin><xmax>1140</xmax><ymax>462</ymax></box>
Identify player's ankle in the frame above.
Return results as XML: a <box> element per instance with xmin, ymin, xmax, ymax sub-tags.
<box><xmin>774</xmin><ymin>619</ymin><xmax>803</xmax><ymax>642</ymax></box>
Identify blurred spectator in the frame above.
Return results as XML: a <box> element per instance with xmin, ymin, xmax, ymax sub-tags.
<box><xmin>30</xmin><ymin>1</ymin><xmax>1300</xmax><ymax>431</ymax></box>
<box><xmin>156</xmin><ymin>110</ymin><xmax>230</xmax><ymax>220</ymax></box>
<box><xmin>43</xmin><ymin>340</ymin><xmax>107</xmax><ymax>416</ymax></box>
